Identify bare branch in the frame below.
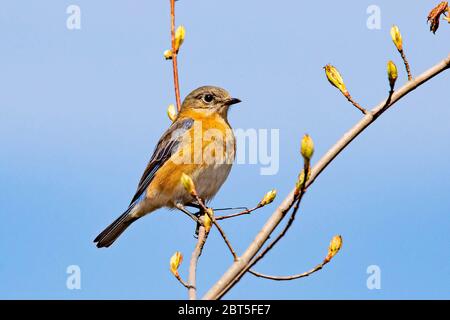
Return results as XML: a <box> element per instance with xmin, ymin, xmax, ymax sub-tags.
<box><xmin>188</xmin><ymin>220</ymin><xmax>208</xmax><ymax>300</ymax></box>
<box><xmin>203</xmin><ymin>53</ymin><xmax>450</xmax><ymax>300</ymax></box>
<box><xmin>345</xmin><ymin>93</ymin><xmax>367</xmax><ymax>114</ymax></box>
<box><xmin>399</xmin><ymin>49</ymin><xmax>413</xmax><ymax>81</ymax></box>
<box><xmin>250</xmin><ymin>235</ymin><xmax>343</xmax><ymax>281</ymax></box>
<box><xmin>215</xmin><ymin>205</ymin><xmax>262</xmax><ymax>220</ymax></box>
<box><xmin>175</xmin><ymin>274</ymin><xmax>194</xmax><ymax>289</ymax></box>
<box><xmin>249</xmin><ymin>260</ymin><xmax>328</xmax><ymax>281</ymax></box>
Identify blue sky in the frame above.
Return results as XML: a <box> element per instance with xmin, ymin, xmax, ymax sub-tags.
<box><xmin>0</xmin><ymin>1</ymin><xmax>449</xmax><ymax>299</ymax></box>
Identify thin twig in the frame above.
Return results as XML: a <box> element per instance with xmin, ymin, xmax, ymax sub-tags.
<box><xmin>188</xmin><ymin>219</ymin><xmax>208</xmax><ymax>300</ymax></box>
<box><xmin>400</xmin><ymin>49</ymin><xmax>413</xmax><ymax>81</ymax></box>
<box><xmin>194</xmin><ymin>194</ymin><xmax>239</xmax><ymax>261</ymax></box>
<box><xmin>175</xmin><ymin>274</ymin><xmax>194</xmax><ymax>289</ymax></box>
<box><xmin>380</xmin><ymin>89</ymin><xmax>394</xmax><ymax>113</ymax></box>
<box><xmin>170</xmin><ymin>0</ymin><xmax>182</xmax><ymax>111</ymax></box>
<box><xmin>214</xmin><ymin>206</ymin><xmax>249</xmax><ymax>212</ymax></box>
<box><xmin>249</xmin><ymin>258</ymin><xmax>331</xmax><ymax>281</ymax></box>
<box><xmin>215</xmin><ymin>205</ymin><xmax>262</xmax><ymax>220</ymax></box>
<box><xmin>203</xmin><ymin>53</ymin><xmax>450</xmax><ymax>300</ymax></box>
<box><xmin>206</xmin><ymin>209</ymin><xmax>239</xmax><ymax>261</ymax></box>
<box><xmin>344</xmin><ymin>93</ymin><xmax>367</xmax><ymax>114</ymax></box>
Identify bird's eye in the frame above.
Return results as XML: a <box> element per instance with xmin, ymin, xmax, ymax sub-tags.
<box><xmin>203</xmin><ymin>94</ymin><xmax>214</xmax><ymax>103</ymax></box>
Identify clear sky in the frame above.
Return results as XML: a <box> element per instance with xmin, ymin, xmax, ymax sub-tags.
<box><xmin>0</xmin><ymin>1</ymin><xmax>449</xmax><ymax>299</ymax></box>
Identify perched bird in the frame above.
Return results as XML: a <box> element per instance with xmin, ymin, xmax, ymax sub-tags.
<box><xmin>94</xmin><ymin>86</ymin><xmax>241</xmax><ymax>248</ymax></box>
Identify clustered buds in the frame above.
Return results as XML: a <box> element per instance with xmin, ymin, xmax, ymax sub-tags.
<box><xmin>300</xmin><ymin>134</ymin><xmax>314</xmax><ymax>163</ymax></box>
<box><xmin>180</xmin><ymin>173</ymin><xmax>196</xmax><ymax>195</ymax></box>
<box><xmin>427</xmin><ymin>1</ymin><xmax>449</xmax><ymax>33</ymax></box>
<box><xmin>259</xmin><ymin>189</ymin><xmax>277</xmax><ymax>207</ymax></box>
<box><xmin>387</xmin><ymin>60</ymin><xmax>398</xmax><ymax>91</ymax></box>
<box><xmin>167</xmin><ymin>104</ymin><xmax>177</xmax><ymax>122</ymax></box>
<box><xmin>170</xmin><ymin>251</ymin><xmax>183</xmax><ymax>277</ymax></box>
<box><xmin>174</xmin><ymin>25</ymin><xmax>186</xmax><ymax>52</ymax></box>
<box><xmin>325</xmin><ymin>235</ymin><xmax>343</xmax><ymax>262</ymax></box>
<box><xmin>324</xmin><ymin>64</ymin><xmax>349</xmax><ymax>97</ymax></box>
<box><xmin>390</xmin><ymin>25</ymin><xmax>403</xmax><ymax>51</ymax></box>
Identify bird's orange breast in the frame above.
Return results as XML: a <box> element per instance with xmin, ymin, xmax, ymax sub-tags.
<box><xmin>145</xmin><ymin>109</ymin><xmax>235</xmax><ymax>207</ymax></box>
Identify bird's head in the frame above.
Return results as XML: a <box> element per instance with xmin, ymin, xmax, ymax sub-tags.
<box><xmin>180</xmin><ymin>86</ymin><xmax>241</xmax><ymax>118</ymax></box>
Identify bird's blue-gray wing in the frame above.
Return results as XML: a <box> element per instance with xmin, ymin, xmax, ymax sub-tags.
<box><xmin>129</xmin><ymin>118</ymin><xmax>194</xmax><ymax>206</ymax></box>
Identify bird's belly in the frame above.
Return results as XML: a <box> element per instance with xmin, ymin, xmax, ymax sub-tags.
<box><xmin>193</xmin><ymin>163</ymin><xmax>232</xmax><ymax>202</ymax></box>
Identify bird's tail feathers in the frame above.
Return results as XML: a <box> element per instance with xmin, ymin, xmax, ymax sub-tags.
<box><xmin>94</xmin><ymin>207</ymin><xmax>139</xmax><ymax>248</ymax></box>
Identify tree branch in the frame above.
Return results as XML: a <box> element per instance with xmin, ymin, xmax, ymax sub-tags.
<box><xmin>202</xmin><ymin>53</ymin><xmax>450</xmax><ymax>300</ymax></box>
<box><xmin>188</xmin><ymin>219</ymin><xmax>208</xmax><ymax>300</ymax></box>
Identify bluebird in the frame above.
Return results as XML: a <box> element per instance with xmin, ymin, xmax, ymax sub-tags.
<box><xmin>94</xmin><ymin>86</ymin><xmax>241</xmax><ymax>248</ymax></box>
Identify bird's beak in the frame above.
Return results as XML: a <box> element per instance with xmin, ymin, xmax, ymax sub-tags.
<box><xmin>225</xmin><ymin>98</ymin><xmax>241</xmax><ymax>106</ymax></box>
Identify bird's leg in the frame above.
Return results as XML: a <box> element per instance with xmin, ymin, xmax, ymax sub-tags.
<box><xmin>185</xmin><ymin>202</ymin><xmax>202</xmax><ymax>215</ymax></box>
<box><xmin>185</xmin><ymin>201</ymin><xmax>207</xmax><ymax>237</ymax></box>
<box><xmin>175</xmin><ymin>203</ymin><xmax>201</xmax><ymax>224</ymax></box>
<box><xmin>185</xmin><ymin>202</ymin><xmax>203</xmax><ymax>237</ymax></box>
<box><xmin>193</xmin><ymin>198</ymin><xmax>208</xmax><ymax>237</ymax></box>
